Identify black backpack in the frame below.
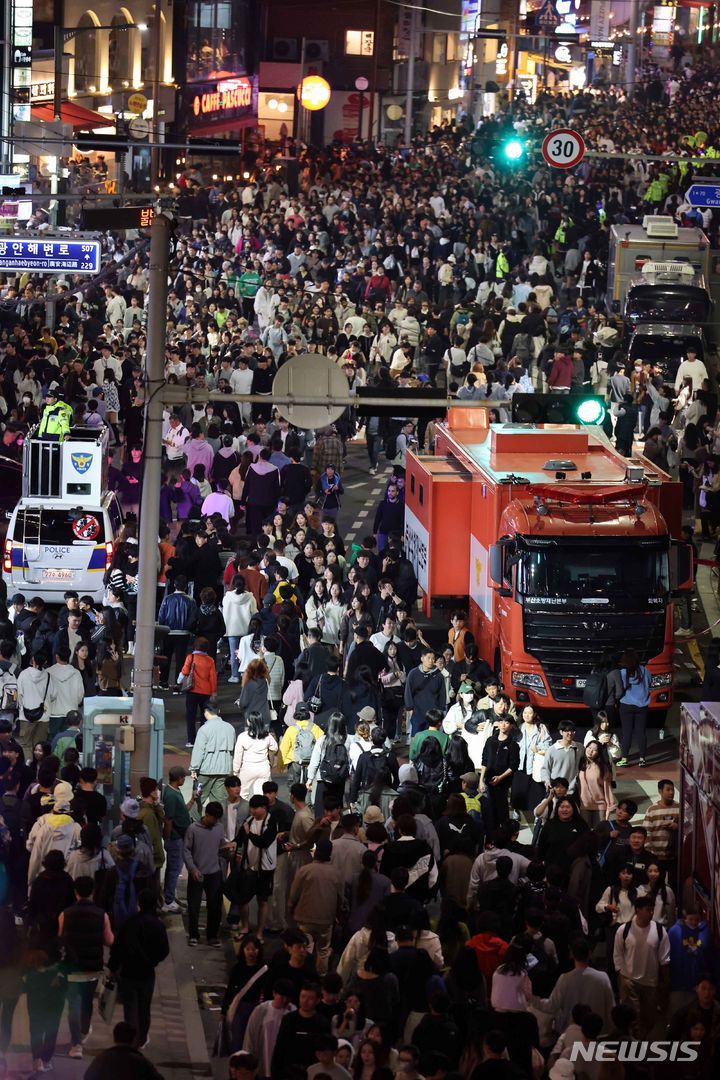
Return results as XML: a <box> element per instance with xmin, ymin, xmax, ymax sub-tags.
<box><xmin>384</xmin><ymin>433</ymin><xmax>398</xmax><ymax>460</ymax></box>
<box><xmin>582</xmin><ymin>670</ymin><xmax>609</xmax><ymax>711</ymax></box>
<box><xmin>319</xmin><ymin>740</ymin><xmax>350</xmax><ymax>785</ymax></box>
<box><xmin>415</xmin><ymin>735</ymin><xmax>446</xmax><ymax>793</ymax></box>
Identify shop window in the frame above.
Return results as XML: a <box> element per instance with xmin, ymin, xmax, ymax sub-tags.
<box><xmin>187</xmin><ymin>0</ymin><xmax>256</xmax><ymax>82</ymax></box>
<box><xmin>74</xmin><ymin>13</ymin><xmax>98</xmax><ymax>93</ymax></box>
<box><xmin>447</xmin><ymin>34</ymin><xmax>458</xmax><ymax>62</ymax></box>
<box><xmin>432</xmin><ymin>34</ymin><xmax>447</xmax><ymax>65</ymax></box>
<box><xmin>108</xmin><ymin>12</ymin><xmax>134</xmax><ymax>86</ymax></box>
<box><xmin>345</xmin><ymin>30</ymin><xmax>375</xmax><ymax>56</ymax></box>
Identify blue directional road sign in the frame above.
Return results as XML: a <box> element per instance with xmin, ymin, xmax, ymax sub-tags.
<box><xmin>686</xmin><ymin>183</ymin><xmax>720</xmax><ymax>208</ymax></box>
<box><xmin>0</xmin><ymin>238</ymin><xmax>101</xmax><ymax>274</ymax></box>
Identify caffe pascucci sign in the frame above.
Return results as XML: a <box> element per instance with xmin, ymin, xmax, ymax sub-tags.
<box><xmin>187</xmin><ymin>75</ymin><xmax>258</xmax><ymax>127</ymax></box>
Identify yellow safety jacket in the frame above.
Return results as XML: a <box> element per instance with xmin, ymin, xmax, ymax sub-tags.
<box><xmin>38</xmin><ymin>400</ymin><xmax>72</xmax><ymax>439</ymax></box>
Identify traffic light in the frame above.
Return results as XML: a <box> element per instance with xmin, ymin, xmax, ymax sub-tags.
<box><xmin>502</xmin><ymin>137</ymin><xmax>525</xmax><ymax>163</ymax></box>
<box><xmin>512</xmin><ymin>394</ymin><xmax>607</xmax><ymax>426</ymax></box>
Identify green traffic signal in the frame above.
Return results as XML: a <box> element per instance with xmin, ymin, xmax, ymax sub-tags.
<box><xmin>503</xmin><ymin>138</ymin><xmax>525</xmax><ymax>162</ymax></box>
<box><xmin>575</xmin><ymin>398</ymin><xmax>606</xmax><ymax>425</ymax></box>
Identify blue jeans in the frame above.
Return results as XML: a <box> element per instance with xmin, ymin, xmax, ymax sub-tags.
<box><xmin>163</xmin><ymin>835</ymin><xmax>184</xmax><ymax>904</ymax></box>
<box><xmin>67</xmin><ymin>978</ymin><xmax>97</xmax><ymax>1045</ymax></box>
<box><xmin>228</xmin><ymin>635</ymin><xmax>241</xmax><ymax>680</ymax></box>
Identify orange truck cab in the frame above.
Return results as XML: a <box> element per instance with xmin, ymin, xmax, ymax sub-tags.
<box><xmin>404</xmin><ymin>409</ymin><xmax>692</xmax><ymax>713</ymax></box>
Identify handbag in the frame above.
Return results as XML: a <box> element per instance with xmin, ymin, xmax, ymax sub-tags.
<box><xmin>223</xmin><ymin>846</ymin><xmax>257</xmax><ymax>906</ymax></box>
<box><xmin>179</xmin><ymin>660</ymin><xmax>195</xmax><ymax>693</ymax></box>
<box><xmin>23</xmin><ymin>674</ymin><xmax>50</xmax><ymax>723</ymax></box>
<box><xmin>98</xmin><ymin>975</ymin><xmax>118</xmax><ymax>1024</ymax></box>
<box><xmin>309</xmin><ymin>675</ymin><xmax>324</xmax><ymax>714</ymax></box>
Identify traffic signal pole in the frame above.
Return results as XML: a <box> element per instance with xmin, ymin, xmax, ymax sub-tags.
<box><xmin>130</xmin><ymin>211</ymin><xmax>171</xmax><ymax>791</ymax></box>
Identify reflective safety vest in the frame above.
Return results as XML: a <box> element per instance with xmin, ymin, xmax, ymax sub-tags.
<box><xmin>38</xmin><ymin>400</ymin><xmax>72</xmax><ymax>439</ymax></box>
<box><xmin>645</xmin><ymin>179</ymin><xmax>663</xmax><ymax>204</ymax></box>
<box><xmin>706</xmin><ymin>145</ymin><xmax>719</xmax><ymax>159</ymax></box>
<box><xmin>495</xmin><ymin>251</ymin><xmax>509</xmax><ymax>279</ymax></box>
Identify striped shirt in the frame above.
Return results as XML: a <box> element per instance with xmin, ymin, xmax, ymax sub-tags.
<box><xmin>642</xmin><ymin>801</ymin><xmax>679</xmax><ymax>861</ymax></box>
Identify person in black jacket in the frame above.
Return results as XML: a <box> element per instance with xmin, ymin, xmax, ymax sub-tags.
<box><xmin>58</xmin><ymin>875</ymin><xmax>112</xmax><ymax>1057</ymax></box>
<box><xmin>83</xmin><ymin>1021</ymin><xmax>165</xmax><ymax>1080</ymax></box>
<box><xmin>271</xmin><ymin>981</ymin><xmax>330</xmax><ymax>1077</ymax></box>
<box><xmin>109</xmin><ymin>889</ymin><xmax>170</xmax><ymax>1048</ymax></box>
<box><xmin>194</xmin><ymin>587</ymin><xmax>226</xmax><ymax>655</ymax></box>
<box><xmin>480</xmin><ymin>716</ymin><xmax>520</xmax><ymax>833</ymax></box>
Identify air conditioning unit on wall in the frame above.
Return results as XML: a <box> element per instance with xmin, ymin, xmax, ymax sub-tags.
<box><xmin>272</xmin><ymin>37</ymin><xmax>299</xmax><ymax>61</ymax></box>
<box><xmin>304</xmin><ymin>39</ymin><xmax>329</xmax><ymax>62</ymax></box>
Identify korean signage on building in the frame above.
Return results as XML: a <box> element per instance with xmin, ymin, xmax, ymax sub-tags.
<box><xmin>186</xmin><ymin>74</ymin><xmax>258</xmax><ymax>130</ymax></box>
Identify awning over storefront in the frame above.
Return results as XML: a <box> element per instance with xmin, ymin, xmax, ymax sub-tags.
<box><xmin>31</xmin><ymin>102</ymin><xmax>109</xmax><ymax>129</ymax></box>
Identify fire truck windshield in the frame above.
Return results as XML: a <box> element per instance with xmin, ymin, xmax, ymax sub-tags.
<box><xmin>519</xmin><ymin>542</ymin><xmax>669</xmax><ymax>599</ymax></box>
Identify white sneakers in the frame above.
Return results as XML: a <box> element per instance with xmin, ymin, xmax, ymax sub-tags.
<box><xmin>68</xmin><ymin>1045</ymin><xmax>83</xmax><ymax>1059</ymax></box>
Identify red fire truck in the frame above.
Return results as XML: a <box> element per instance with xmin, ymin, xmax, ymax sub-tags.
<box><xmin>404</xmin><ymin>408</ymin><xmax>691</xmax><ymax>712</ymax></box>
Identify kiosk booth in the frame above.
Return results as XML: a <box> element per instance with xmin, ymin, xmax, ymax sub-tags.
<box><xmin>81</xmin><ymin>696</ymin><xmax>165</xmax><ymax>824</ymax></box>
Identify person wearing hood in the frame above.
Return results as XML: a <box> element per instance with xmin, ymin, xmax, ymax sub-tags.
<box><xmin>223</xmin><ymin>575</ymin><xmax>259</xmax><ymax>683</ymax></box>
<box><xmin>26</xmin><ymin>780</ymin><xmax>82</xmax><ymax>884</ymax></box>
<box><xmin>190</xmin><ymin>705</ymin><xmax>236</xmax><ymax>817</ymax></box>
<box><xmin>548</xmin><ymin>350</ymin><xmax>574</xmax><ymax>394</ymax></box>
<box><xmin>194</xmin><ymin>586</ymin><xmax>226</xmax><ymax>655</ymax></box>
<box><xmin>47</xmin><ymin>646</ymin><xmax>85</xmax><ymax>741</ymax></box>
<box><xmin>395</xmin><ymin>763</ymin><xmax>428</xmax><ymax>815</ymax></box>
<box><xmin>212</xmin><ymin>435</ymin><xmax>241</xmax><ymax>486</ymax></box>
<box><xmin>16</xmin><ymin>650</ymin><xmax>52</xmax><ymax>764</ymax></box>
<box><xmin>242</xmin><ymin>449</ymin><xmax>281</xmax><ymax>537</ymax></box>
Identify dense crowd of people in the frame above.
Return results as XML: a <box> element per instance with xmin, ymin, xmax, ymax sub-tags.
<box><xmin>1</xmin><ymin>47</ymin><xmax>720</xmax><ymax>1080</ymax></box>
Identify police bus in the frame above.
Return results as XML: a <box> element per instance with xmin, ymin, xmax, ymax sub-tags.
<box><xmin>2</xmin><ymin>426</ymin><xmax>124</xmax><ymax>603</ymax></box>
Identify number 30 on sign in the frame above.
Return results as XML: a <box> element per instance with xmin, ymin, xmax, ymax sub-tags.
<box><xmin>541</xmin><ymin>128</ymin><xmax>586</xmax><ymax>169</ymax></box>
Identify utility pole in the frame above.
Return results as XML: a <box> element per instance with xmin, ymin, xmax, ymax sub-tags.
<box><xmin>150</xmin><ymin>1</ymin><xmax>163</xmax><ymax>189</ymax></box>
<box><xmin>404</xmin><ymin>0</ymin><xmax>419</xmax><ymax>145</ymax></box>
<box><xmin>627</xmin><ymin>0</ymin><xmax>639</xmax><ymax>96</ymax></box>
<box><xmin>130</xmin><ymin>211</ymin><xmax>171</xmax><ymax>791</ymax></box>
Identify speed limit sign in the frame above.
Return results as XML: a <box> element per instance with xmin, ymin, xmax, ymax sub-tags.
<box><xmin>541</xmin><ymin>128</ymin><xmax>586</xmax><ymax>169</ymax></box>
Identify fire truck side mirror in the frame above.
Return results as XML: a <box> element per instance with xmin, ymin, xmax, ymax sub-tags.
<box><xmin>669</xmin><ymin>539</ymin><xmax>693</xmax><ymax>595</ymax></box>
<box><xmin>490</xmin><ymin>544</ymin><xmax>504</xmax><ymax>587</ymax></box>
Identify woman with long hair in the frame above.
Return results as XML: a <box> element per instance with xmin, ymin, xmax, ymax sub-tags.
<box><xmin>616</xmin><ymin>648</ymin><xmax>651</xmax><ymax>768</ymax></box>
<box><xmin>645</xmin><ymin>861</ymin><xmax>677</xmax><ymax>926</ymax></box>
<box><xmin>322</xmin><ymin>580</ymin><xmax>346</xmax><ymax>647</ymax></box>
<box><xmin>65</xmin><ymin>823</ymin><xmax>115</xmax><ymax>884</ymax></box>
<box><xmin>305</xmin><ymin>578</ymin><xmax>329</xmax><ymax>633</ymax></box>
<box><xmin>232</xmin><ymin>711</ymin><xmax>277</xmax><ymax>799</ymax></box>
<box><xmin>577</xmin><ymin>740</ymin><xmax>617</xmax><ymax>827</ymax></box>
<box><xmin>511</xmin><ymin>704</ymin><xmax>552</xmax><ymax>821</ymax></box>
<box><xmin>379</xmin><ymin>641</ymin><xmax>405</xmax><ymax>742</ymax></box>
<box><xmin>338</xmin><ymin>906</ymin><xmax>397</xmax><ymax>986</ymax></box>
<box><xmin>535</xmin><ymin>796</ymin><xmax>590</xmax><ymax>887</ymax></box>
<box><xmin>237</xmin><ymin>657</ymin><xmax>271</xmax><ymax>728</ymax></box>
<box><xmin>222</xmin><ymin>574</ymin><xmax>258</xmax><ymax>683</ymax></box>
<box><xmin>585</xmin><ymin>711</ymin><xmax>621</xmax><ymax>780</ymax></box>
<box><xmin>351</xmin><ymin>1037</ymin><xmax>386</xmax><ymax>1080</ymax></box>
<box><xmin>490</xmin><ymin>943</ymin><xmax>532</xmax><ymax>1013</ymax></box>
<box><xmin>235</xmin><ymin>616</ymin><xmax>264</xmax><ymax>677</ymax></box>
<box><xmin>307</xmin><ymin>711</ymin><xmax>351</xmax><ymax>814</ymax></box>
<box><xmin>96</xmin><ymin>638</ymin><xmax>122</xmax><ymax>696</ymax></box>
<box><xmin>341</xmin><ymin>665</ymin><xmax>381</xmax><ymax>735</ymax></box>
<box><xmin>71</xmin><ymin>642</ymin><xmax>96</xmax><ymax>696</ymax></box>
<box><xmin>221</xmin><ymin>934</ymin><xmax>268</xmax><ymax>1051</ymax></box>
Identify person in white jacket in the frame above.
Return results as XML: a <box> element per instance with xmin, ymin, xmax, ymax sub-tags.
<box><xmin>26</xmin><ymin>781</ymin><xmax>81</xmax><ymax>884</ymax></box>
<box><xmin>16</xmin><ymin>653</ymin><xmax>52</xmax><ymax>763</ymax></box>
<box><xmin>222</xmin><ymin>578</ymin><xmax>258</xmax><ymax>683</ymax></box>
<box><xmin>47</xmin><ymin>647</ymin><xmax>85</xmax><ymax>741</ymax></box>
<box><xmin>253</xmin><ymin>282</ymin><xmax>278</xmax><ymax>332</ymax></box>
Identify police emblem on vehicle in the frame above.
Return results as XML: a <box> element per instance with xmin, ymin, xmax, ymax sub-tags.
<box><xmin>71</xmin><ymin>453</ymin><xmax>93</xmax><ymax>474</ymax></box>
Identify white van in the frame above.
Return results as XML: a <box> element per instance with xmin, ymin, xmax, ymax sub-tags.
<box><xmin>2</xmin><ymin>427</ymin><xmax>125</xmax><ymax>603</ymax></box>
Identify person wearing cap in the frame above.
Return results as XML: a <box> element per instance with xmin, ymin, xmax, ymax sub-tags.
<box><xmin>241</xmin><ymin>980</ymin><xmax>296</xmax><ymax>1079</ymax></box>
<box><xmin>38</xmin><ymin>385</ymin><xmax>72</xmax><ymax>440</ymax></box>
<box><xmin>26</xmin><ymin>780</ymin><xmax>82</xmax><ymax>884</ymax></box>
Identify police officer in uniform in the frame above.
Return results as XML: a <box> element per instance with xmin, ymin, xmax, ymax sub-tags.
<box><xmin>38</xmin><ymin>386</ymin><xmax>73</xmax><ymax>440</ymax></box>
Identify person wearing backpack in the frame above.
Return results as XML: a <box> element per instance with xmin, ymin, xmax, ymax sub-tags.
<box><xmin>58</xmin><ymin>875</ymin><xmax>114</xmax><ymax>1059</ymax></box>
<box><xmin>97</xmin><ymin>833</ymin><xmax>154</xmax><ymax>931</ymax></box>
<box><xmin>110</xmin><ymin>798</ymin><xmax>156</xmax><ymax>878</ymax></box>
<box><xmin>414</xmin><ymin>735</ymin><xmax>447</xmax><ymax>819</ymax></box>
<box><xmin>612</xmin><ymin>895</ymin><xmax>671</xmax><ymax>1037</ymax></box>
<box><xmin>307</xmin><ymin>712</ymin><xmax>351</xmax><ymax>815</ymax></box>
<box><xmin>278</xmin><ymin>702</ymin><xmax>323</xmax><ymax>785</ymax></box>
<box><xmin>349</xmin><ymin>726</ymin><xmax>399</xmax><ymax>811</ymax></box>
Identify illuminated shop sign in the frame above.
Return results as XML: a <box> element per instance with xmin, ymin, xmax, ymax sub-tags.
<box><xmin>186</xmin><ymin>74</ymin><xmax>258</xmax><ymax>129</ymax></box>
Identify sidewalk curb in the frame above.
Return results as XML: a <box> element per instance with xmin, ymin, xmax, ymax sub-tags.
<box><xmin>165</xmin><ymin>921</ymin><xmax>213</xmax><ymax>1078</ymax></box>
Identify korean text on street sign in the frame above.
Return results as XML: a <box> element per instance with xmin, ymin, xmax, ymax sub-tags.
<box><xmin>542</xmin><ymin>128</ymin><xmax>586</xmax><ymax>169</ymax></box>
<box><xmin>686</xmin><ymin>184</ymin><xmax>720</xmax><ymax>208</ymax></box>
<box><xmin>0</xmin><ymin>238</ymin><xmax>101</xmax><ymax>274</ymax></box>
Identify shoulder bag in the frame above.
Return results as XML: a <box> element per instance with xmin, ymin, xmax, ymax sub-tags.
<box><xmin>23</xmin><ymin>674</ymin><xmax>50</xmax><ymax>723</ymax></box>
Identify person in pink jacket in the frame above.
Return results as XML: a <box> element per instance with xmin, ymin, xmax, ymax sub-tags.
<box><xmin>576</xmin><ymin>740</ymin><xmax>617</xmax><ymax>828</ymax></box>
